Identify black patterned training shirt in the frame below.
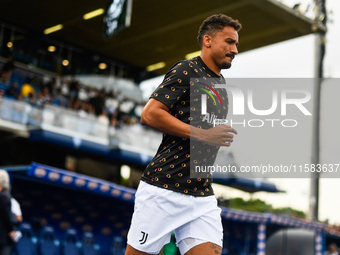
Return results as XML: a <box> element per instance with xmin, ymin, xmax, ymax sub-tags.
<box><xmin>141</xmin><ymin>56</ymin><xmax>228</xmax><ymax>196</ymax></box>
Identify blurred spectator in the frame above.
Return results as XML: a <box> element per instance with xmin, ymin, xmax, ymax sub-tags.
<box><xmin>87</xmin><ymin>102</ymin><xmax>95</xmax><ymax>115</ymax></box>
<box><xmin>30</xmin><ymin>75</ymin><xmax>42</xmax><ymax>91</ymax></box>
<box><xmin>69</xmin><ymin>80</ymin><xmax>80</xmax><ymax>100</ymax></box>
<box><xmin>78</xmin><ymin>86</ymin><xmax>89</xmax><ymax>102</ymax></box>
<box><xmin>73</xmin><ymin>98</ymin><xmax>83</xmax><ymax>111</ymax></box>
<box><xmin>79</xmin><ymin>101</ymin><xmax>94</xmax><ymax>118</ymax></box>
<box><xmin>46</xmin><ymin>77</ymin><xmax>58</xmax><ymax>98</ymax></box>
<box><xmin>105</xmin><ymin>91</ymin><xmax>118</xmax><ymax>114</ymax></box>
<box><xmin>55</xmin><ymin>75</ymin><xmax>62</xmax><ymax>90</ymax></box>
<box><xmin>0</xmin><ymin>170</ymin><xmax>15</xmax><ymax>255</ymax></box>
<box><xmin>65</xmin><ymin>156</ymin><xmax>77</xmax><ymax>172</ymax></box>
<box><xmin>326</xmin><ymin>224</ymin><xmax>340</xmax><ymax>235</ymax></box>
<box><xmin>326</xmin><ymin>243</ymin><xmax>339</xmax><ymax>255</ymax></box>
<box><xmin>5</xmin><ymin>82</ymin><xmax>20</xmax><ymax>99</ymax></box>
<box><xmin>87</xmin><ymin>87</ymin><xmax>97</xmax><ymax>101</ymax></box>
<box><xmin>0</xmin><ymin>65</ymin><xmax>147</xmax><ymax>132</ymax></box>
<box><xmin>53</xmin><ymin>88</ymin><xmax>68</xmax><ymax>106</ymax></box>
<box><xmin>10</xmin><ymin>198</ymin><xmax>22</xmax><ymax>229</ymax></box>
<box><xmin>129</xmin><ymin>116</ymin><xmax>143</xmax><ymax>133</ymax></box>
<box><xmin>110</xmin><ymin>112</ymin><xmax>118</xmax><ymax>127</ymax></box>
<box><xmin>91</xmin><ymin>89</ymin><xmax>106</xmax><ymax>116</ymax></box>
<box><xmin>0</xmin><ymin>60</ymin><xmax>15</xmax><ymax>86</ymax></box>
<box><xmin>116</xmin><ymin>91</ymin><xmax>124</xmax><ymax>103</ymax></box>
<box><xmin>98</xmin><ymin>110</ymin><xmax>110</xmax><ymax>126</ymax></box>
<box><xmin>61</xmin><ymin>80</ymin><xmax>69</xmax><ymax>96</ymax></box>
<box><xmin>20</xmin><ymin>78</ymin><xmax>35</xmax><ymax>103</ymax></box>
<box><xmin>79</xmin><ymin>104</ymin><xmax>88</xmax><ymax>118</ymax></box>
<box><xmin>36</xmin><ymin>87</ymin><xmax>52</xmax><ymax>107</ymax></box>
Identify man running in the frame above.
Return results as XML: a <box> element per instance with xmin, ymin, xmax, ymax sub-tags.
<box><xmin>125</xmin><ymin>14</ymin><xmax>241</xmax><ymax>255</ymax></box>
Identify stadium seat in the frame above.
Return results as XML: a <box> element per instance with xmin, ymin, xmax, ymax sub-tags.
<box><xmin>39</xmin><ymin>225</ymin><xmax>60</xmax><ymax>255</ymax></box>
<box><xmin>15</xmin><ymin>222</ymin><xmax>38</xmax><ymax>255</ymax></box>
<box><xmin>110</xmin><ymin>236</ymin><xmax>125</xmax><ymax>255</ymax></box>
<box><xmin>61</xmin><ymin>227</ymin><xmax>81</xmax><ymax>255</ymax></box>
<box><xmin>82</xmin><ymin>232</ymin><xmax>100</xmax><ymax>255</ymax></box>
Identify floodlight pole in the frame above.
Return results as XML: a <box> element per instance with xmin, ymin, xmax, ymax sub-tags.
<box><xmin>309</xmin><ymin>0</ymin><xmax>327</xmax><ymax>221</ymax></box>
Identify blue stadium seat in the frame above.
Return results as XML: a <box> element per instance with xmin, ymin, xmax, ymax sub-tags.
<box><xmin>15</xmin><ymin>222</ymin><xmax>38</xmax><ymax>255</ymax></box>
<box><xmin>61</xmin><ymin>228</ymin><xmax>81</xmax><ymax>255</ymax></box>
<box><xmin>82</xmin><ymin>232</ymin><xmax>100</xmax><ymax>255</ymax></box>
<box><xmin>39</xmin><ymin>225</ymin><xmax>60</xmax><ymax>255</ymax></box>
<box><xmin>110</xmin><ymin>236</ymin><xmax>125</xmax><ymax>255</ymax></box>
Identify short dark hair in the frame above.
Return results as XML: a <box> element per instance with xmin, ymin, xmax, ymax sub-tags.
<box><xmin>197</xmin><ymin>14</ymin><xmax>242</xmax><ymax>48</ymax></box>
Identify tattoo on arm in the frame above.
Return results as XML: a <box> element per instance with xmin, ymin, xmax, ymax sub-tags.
<box><xmin>209</xmin><ymin>243</ymin><xmax>222</xmax><ymax>254</ymax></box>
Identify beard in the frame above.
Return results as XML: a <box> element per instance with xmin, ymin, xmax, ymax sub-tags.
<box><xmin>221</xmin><ymin>61</ymin><xmax>231</xmax><ymax>69</ymax></box>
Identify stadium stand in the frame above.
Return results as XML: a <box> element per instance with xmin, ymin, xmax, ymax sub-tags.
<box><xmin>15</xmin><ymin>222</ymin><xmax>38</xmax><ymax>255</ymax></box>
<box><xmin>2</xmin><ymin>163</ymin><xmax>333</xmax><ymax>255</ymax></box>
<box><xmin>5</xmin><ymin>163</ymin><xmax>134</xmax><ymax>255</ymax></box>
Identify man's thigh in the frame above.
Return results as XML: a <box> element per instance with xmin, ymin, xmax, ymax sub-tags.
<box><xmin>185</xmin><ymin>242</ymin><xmax>222</xmax><ymax>255</ymax></box>
<box><xmin>125</xmin><ymin>241</ymin><xmax>222</xmax><ymax>255</ymax></box>
<box><xmin>125</xmin><ymin>244</ymin><xmax>163</xmax><ymax>255</ymax></box>
<box><xmin>127</xmin><ymin>182</ymin><xmax>190</xmax><ymax>254</ymax></box>
<box><xmin>174</xmin><ymin>196</ymin><xmax>223</xmax><ymax>254</ymax></box>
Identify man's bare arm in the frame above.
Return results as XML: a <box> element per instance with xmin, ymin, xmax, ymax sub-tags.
<box><xmin>141</xmin><ymin>99</ymin><xmax>236</xmax><ymax>147</ymax></box>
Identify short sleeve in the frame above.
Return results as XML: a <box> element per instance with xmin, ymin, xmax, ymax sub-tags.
<box><xmin>150</xmin><ymin>61</ymin><xmax>191</xmax><ymax>109</ymax></box>
<box><xmin>11</xmin><ymin>198</ymin><xmax>22</xmax><ymax>216</ymax></box>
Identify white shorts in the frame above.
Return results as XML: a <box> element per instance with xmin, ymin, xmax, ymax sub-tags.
<box><xmin>127</xmin><ymin>181</ymin><xmax>223</xmax><ymax>254</ymax></box>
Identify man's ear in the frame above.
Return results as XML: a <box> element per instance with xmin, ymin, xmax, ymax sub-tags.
<box><xmin>202</xmin><ymin>34</ymin><xmax>212</xmax><ymax>48</ymax></box>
